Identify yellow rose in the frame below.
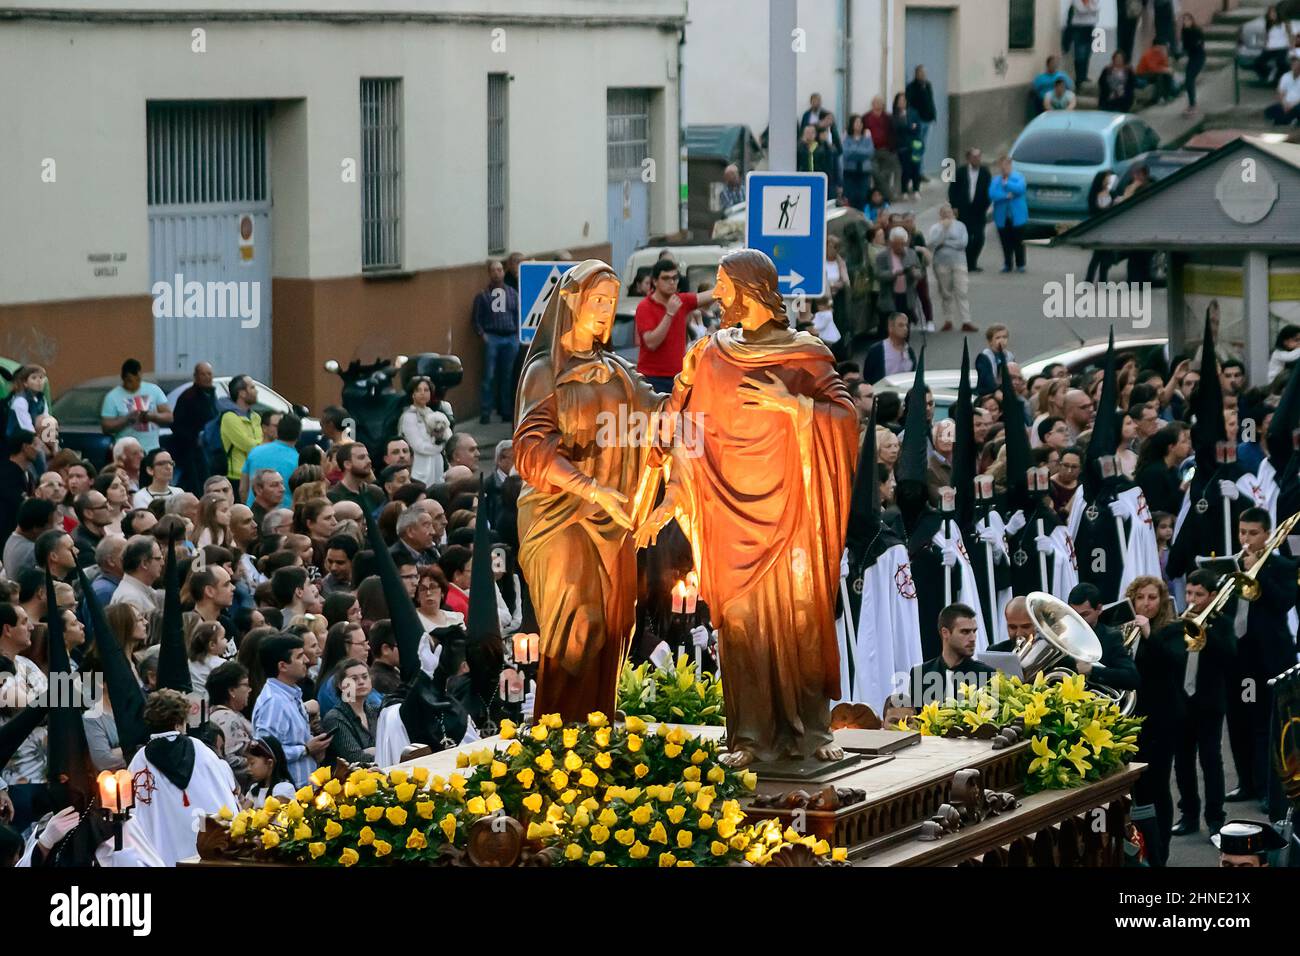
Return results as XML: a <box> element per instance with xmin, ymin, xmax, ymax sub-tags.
<box><xmin>694</xmin><ymin>791</ymin><xmax>715</xmax><ymax>812</ymax></box>
<box><xmin>676</xmin><ymin>860</ymin><xmax>695</xmax><ymax>868</ymax></box>
<box><xmin>284</xmin><ymin>801</ymin><xmax>305</xmax><ymax>821</ymax></box>
<box><xmin>261</xmin><ymin>829</ymin><xmax>280</xmax><ymax>849</ymax></box>
<box><xmin>385</xmin><ymin>806</ymin><xmax>408</xmax><ymax>827</ymax></box>
<box><xmin>813</xmin><ymin>840</ymin><xmax>830</xmax><ymax>856</ymax></box>
<box><xmin>338</xmin><ymin>804</ymin><xmax>357</xmax><ymax>820</ymax></box>
<box><xmin>308</xmin><ymin>842</ymin><xmax>326</xmax><ymax>859</ymax></box>
<box><xmin>485</xmin><ymin>793</ymin><xmax>504</xmax><ymax>814</ymax></box>
<box><xmin>339</xmin><ymin>847</ymin><xmax>359</xmax><ymax>867</ymax></box>
<box><xmin>615</xmin><ymin>827</ymin><xmax>636</xmax><ymax>846</ymax></box>
<box><xmin>572</xmin><ymin>807</ymin><xmax>591</xmax><ymax>829</ymax></box>
<box><xmin>627</xmin><ymin>734</ymin><xmax>643</xmax><ymax>753</ymax></box>
<box><xmin>563</xmin><ymin>750</ymin><xmax>583</xmax><ymax>772</ymax></box>
<box><xmin>677</xmin><ymin>830</ymin><xmax>694</xmax><ymax>849</ymax></box>
<box><xmin>373</xmin><ymin>840</ymin><xmax>392</xmax><ymax>858</ymax></box>
<box><xmin>522</xmin><ymin>793</ymin><xmax>543</xmax><ymax>814</ymax></box>
<box><xmin>455</xmin><ymin>752</ymin><xmax>470</xmax><ymax>769</ymax></box>
<box><xmin>251</xmin><ymin>809</ymin><xmax>269</xmax><ymax>829</ymax></box>
<box><xmin>711</xmin><ymin>840</ymin><xmax>728</xmax><ymax>857</ymax></box>
<box><xmin>832</xmin><ymin>847</ymin><xmax>848</xmax><ymax>862</ymax></box>
<box><xmin>559</xmin><ymin>789</ymin><xmax>578</xmax><ymax>805</ymax></box>
<box><xmin>549</xmin><ymin>770</ymin><xmax>569</xmax><ymax>791</ymax></box>
<box><xmin>664</xmin><ymin>743</ymin><xmax>683</xmax><ymax>759</ymax></box>
<box><xmin>439</xmin><ymin>814</ymin><xmax>457</xmax><ymax>842</ymax></box>
<box><xmin>466</xmin><ymin>796</ymin><xmax>487</xmax><ymax>815</ymax></box>
<box><xmin>588</xmin><ymin>850</ymin><xmax>606</xmax><ymax>866</ymax></box>
<box><xmin>526</xmin><ymin>821</ymin><xmax>557</xmax><ymax>841</ymax></box>
<box><xmin>394</xmin><ymin>782</ymin><xmax>416</xmax><ymax>803</ymax></box>
<box><xmin>531</xmin><ymin>724</ymin><xmax>550</xmax><ymax>742</ymax></box>
<box><xmin>544</xmin><ymin>713</ymin><xmax>564</xmax><ymax>729</ymax></box>
<box><xmin>657</xmin><ymin>723</ymin><xmax>671</xmax><ymax>738</ymax></box>
<box><xmin>631</xmin><ymin>805</ymin><xmax>652</xmax><ymax>825</ymax></box>
<box><xmin>667</xmin><ymin>805</ymin><xmax>687</xmax><ymax>824</ymax></box>
<box><xmin>263</xmin><ymin>796</ymin><xmax>281</xmax><ymax>814</ymax></box>
<box><xmin>506</xmin><ymin>741</ymin><xmax>523</xmax><ymax>757</ymax></box>
<box><xmin>324</xmin><ymin>820</ymin><xmax>343</xmax><ymax>840</ymax></box>
<box><xmin>480</xmin><ymin>781</ymin><xmax>497</xmax><ymax>796</ymax></box>
<box><xmin>578</xmin><ymin>769</ymin><xmax>599</xmax><ymax>788</ymax></box>
<box><xmin>682</xmin><ymin>767</ymin><xmax>701</xmax><ymax>782</ymax></box>
<box><xmin>406</xmin><ymin>829</ymin><xmax>427</xmax><ymax>850</ymax></box>
<box><xmin>590</xmin><ymin>824</ymin><xmax>611</xmax><ymax>845</ymax></box>
<box><xmin>309</xmin><ymin>766</ymin><xmax>331</xmax><ymax>787</ymax></box>
<box><xmin>499</xmin><ymin>719</ymin><xmax>517</xmax><ymax>740</ymax></box>
<box><xmin>624</xmin><ymin>715</ymin><xmax>647</xmax><ymax>734</ymax></box>
<box><xmin>293</xmin><ymin>823</ymin><xmax>312</xmax><ymax>841</ymax></box>
<box><xmin>594</xmin><ymin>752</ymin><xmax>612</xmax><ymax>770</ymax></box>
<box><xmin>707</xmin><ymin>766</ymin><xmax>726</xmax><ymax>784</ymax></box>
<box><xmin>588</xmin><ymin>711</ymin><xmax>608</xmax><ymax>728</ymax></box>
<box><xmin>741</xmin><ymin>771</ymin><xmax>758</xmax><ymax>790</ymax></box>
<box><xmin>448</xmin><ymin>773</ymin><xmax>467</xmax><ymax>791</ymax></box>
<box><xmin>358</xmin><ymin>826</ymin><xmax>375</xmax><ymax>846</ymax></box>
<box><xmin>430</xmin><ymin>775</ymin><xmax>446</xmax><ymax>792</ymax></box>
<box><xmin>564</xmin><ymin>843</ymin><xmax>584</xmax><ymax>861</ymax></box>
<box><xmin>356</xmin><ymin>778</ymin><xmax>378</xmax><ymax>797</ymax></box>
<box><xmin>563</xmin><ymin>728</ymin><xmax>579</xmax><ymax>749</ymax></box>
<box><xmin>411</xmin><ymin>767</ymin><xmax>430</xmax><ymax>785</ymax></box>
<box><xmin>294</xmin><ymin>786</ymin><xmax>313</xmax><ymax>804</ymax></box>
<box><xmin>698</xmin><ymin>813</ymin><xmax>715</xmax><ymax>830</ymax></box>
<box><xmin>633</xmin><ymin>763</ymin><xmax>649</xmax><ymax>779</ymax></box>
<box><xmin>729</xmin><ymin>833</ymin><xmax>750</xmax><ymax>851</ymax></box>
<box><xmin>416</xmin><ymin>800</ymin><xmax>435</xmax><ymax>820</ymax></box>
<box><xmin>648</xmin><ymin>821</ymin><xmax>668</xmax><ymax>844</ymax></box>
<box><xmin>535</xmin><ymin>749</ymin><xmax>554</xmax><ymax>771</ymax></box>
<box><xmin>490</xmin><ymin>760</ymin><xmax>507</xmax><ymax>779</ymax></box>
<box><xmin>364</xmin><ymin>806</ymin><xmax>384</xmax><ymax>823</ymax></box>
<box><xmin>472</xmin><ymin>748</ymin><xmax>494</xmax><ymax>767</ymax></box>
<box><xmin>597</xmin><ymin>807</ymin><xmax>618</xmax><ymax>827</ymax></box>
<box><xmin>628</xmin><ymin>841</ymin><xmax>649</xmax><ymax>860</ymax></box>
<box><xmin>690</xmin><ymin>749</ymin><xmax>708</xmax><ymax>764</ymax></box>
<box><xmin>658</xmin><ymin>852</ymin><xmax>677</xmax><ymax>867</ymax></box>
<box><xmin>389</xmin><ymin>769</ymin><xmax>408</xmax><ymax>786</ymax></box>
<box><xmin>581</xmin><ymin>797</ymin><xmax>600</xmax><ymax>812</ymax></box>
<box><xmin>656</xmin><ymin>785</ymin><xmax>676</xmax><ymax>803</ymax></box>
<box><xmin>594</xmin><ymin>727</ymin><xmax>611</xmax><ymax>748</ymax></box>
<box><xmin>716</xmin><ymin>818</ymin><xmax>736</xmax><ymax>839</ymax></box>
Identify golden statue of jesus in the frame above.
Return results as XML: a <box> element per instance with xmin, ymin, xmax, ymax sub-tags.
<box><xmin>636</xmin><ymin>249</ymin><xmax>858</xmax><ymax>768</ymax></box>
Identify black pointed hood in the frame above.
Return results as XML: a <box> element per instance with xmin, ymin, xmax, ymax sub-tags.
<box><xmin>44</xmin><ymin>572</ymin><xmax>95</xmax><ymax>811</ymax></box>
<box><xmin>951</xmin><ymin>340</ymin><xmax>976</xmax><ymax>529</ymax></box>
<box><xmin>1190</xmin><ymin>310</ymin><xmax>1227</xmax><ymax>476</ymax></box>
<box><xmin>846</xmin><ymin>403</ymin><xmax>895</xmax><ymax>562</ymax></box>
<box><xmin>156</xmin><ymin>529</ymin><xmax>192</xmax><ymax>693</ymax></box>
<box><xmin>1000</xmin><ymin>360</ymin><xmax>1031</xmax><ymax>512</ymax></box>
<box><xmin>364</xmin><ymin>511</ymin><xmax>424</xmax><ymax>681</ymax></box>
<box><xmin>466</xmin><ymin>478</ymin><xmax>501</xmax><ymax>647</ymax></box>
<box><xmin>76</xmin><ymin>567</ymin><xmax>148</xmax><ymax>757</ymax></box>
<box><xmin>1083</xmin><ymin>327</ymin><xmax>1119</xmax><ymax>500</ymax></box>
<box><xmin>897</xmin><ymin>348</ymin><xmax>929</xmax><ymax>488</ymax></box>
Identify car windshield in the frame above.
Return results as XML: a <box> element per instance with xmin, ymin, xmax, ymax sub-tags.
<box><xmin>1013</xmin><ymin>131</ymin><xmax>1106</xmax><ymax>166</ymax></box>
<box><xmin>51</xmin><ymin>387</ymin><xmax>107</xmax><ymax>427</ymax></box>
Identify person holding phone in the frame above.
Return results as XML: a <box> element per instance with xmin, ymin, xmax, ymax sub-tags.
<box><xmin>250</xmin><ymin>633</ymin><xmax>331</xmax><ymax>787</ymax></box>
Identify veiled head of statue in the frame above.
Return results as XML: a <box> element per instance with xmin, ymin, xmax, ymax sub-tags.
<box><xmin>556</xmin><ymin>260</ymin><xmax>620</xmax><ymax>352</ymax></box>
<box><xmin>716</xmin><ymin>249</ymin><xmax>788</xmax><ymax>332</ymax></box>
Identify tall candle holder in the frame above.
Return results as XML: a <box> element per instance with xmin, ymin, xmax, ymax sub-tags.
<box><xmin>97</xmin><ymin>769</ymin><xmax>135</xmax><ymax>851</ymax></box>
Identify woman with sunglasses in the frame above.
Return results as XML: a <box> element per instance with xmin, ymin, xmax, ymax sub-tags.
<box><xmin>315</xmin><ymin>621</ymin><xmax>384</xmax><ymax>716</ymax></box>
<box><xmin>244</xmin><ymin>735</ymin><xmax>296</xmax><ymax>808</ymax></box>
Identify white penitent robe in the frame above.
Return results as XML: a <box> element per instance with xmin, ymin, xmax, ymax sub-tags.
<box><xmin>853</xmin><ymin>543</ymin><xmax>923</xmax><ymax>714</ymax></box>
<box><xmin>126</xmin><ymin>731</ymin><xmax>240</xmax><ymax>866</ymax></box>
<box><xmin>1115</xmin><ymin>486</ymin><xmax>1161</xmax><ymax>594</ymax></box>
<box><xmin>937</xmin><ymin>529</ymin><xmax>990</xmax><ymax>655</ymax></box>
<box><xmin>1239</xmin><ymin>459</ymin><xmax>1278</xmax><ymax>523</ymax></box>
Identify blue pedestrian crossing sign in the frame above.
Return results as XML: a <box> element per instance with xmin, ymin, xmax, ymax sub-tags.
<box><xmin>518</xmin><ymin>261</ymin><xmax>578</xmax><ymax>345</ymax></box>
<box><xmin>745</xmin><ymin>171</ymin><xmax>827</xmax><ymax>298</ymax></box>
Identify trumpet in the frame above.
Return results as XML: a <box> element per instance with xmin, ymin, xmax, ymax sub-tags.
<box><xmin>1183</xmin><ymin>509</ymin><xmax>1300</xmax><ymax>645</ymax></box>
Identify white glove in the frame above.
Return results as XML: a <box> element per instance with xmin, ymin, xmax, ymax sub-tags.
<box><xmin>839</xmin><ymin>549</ymin><xmax>850</xmax><ymax>579</ymax></box>
<box><xmin>940</xmin><ymin>538</ymin><xmax>960</xmax><ymax>568</ymax></box>
<box><xmin>690</xmin><ymin>625</ymin><xmax>711</xmax><ymax>650</ymax></box>
<box><xmin>1005</xmin><ymin>510</ymin><xmax>1027</xmax><ymax>535</ymax></box>
<box><xmin>1218</xmin><ymin>480</ymin><xmax>1240</xmax><ymax>501</ymax></box>
<box><xmin>522</xmin><ymin>689</ymin><xmax>536</xmax><ymax>723</ymax></box>
<box><xmin>1108</xmin><ymin>500</ymin><xmax>1126</xmax><ymax>518</ymax></box>
<box><xmin>1035</xmin><ymin>534</ymin><xmax>1055</xmax><ymax>555</ymax></box>
<box><xmin>648</xmin><ymin>642</ymin><xmax>675</xmax><ymax>673</ymax></box>
<box><xmin>976</xmin><ymin>523</ymin><xmax>1002</xmax><ymax>548</ymax></box>
<box><xmin>37</xmin><ymin>806</ymin><xmax>82</xmax><ymax>851</ymax></box>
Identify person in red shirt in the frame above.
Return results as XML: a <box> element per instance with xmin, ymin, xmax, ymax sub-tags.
<box><xmin>635</xmin><ymin>258</ymin><xmax>716</xmax><ymax>393</ymax></box>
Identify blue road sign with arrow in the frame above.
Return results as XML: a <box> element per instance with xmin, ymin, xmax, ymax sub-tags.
<box><xmin>744</xmin><ymin>171</ymin><xmax>827</xmax><ymax>298</ymax></box>
<box><xmin>518</xmin><ymin>261</ymin><xmax>578</xmax><ymax>345</ymax></box>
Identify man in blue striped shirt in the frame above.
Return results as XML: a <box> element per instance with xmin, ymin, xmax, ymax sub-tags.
<box><xmin>251</xmin><ymin>634</ymin><xmax>331</xmax><ymax>786</ymax></box>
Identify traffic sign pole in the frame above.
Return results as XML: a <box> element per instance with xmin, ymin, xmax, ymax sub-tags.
<box><xmin>768</xmin><ymin>0</ymin><xmax>798</xmax><ymax>173</ymax></box>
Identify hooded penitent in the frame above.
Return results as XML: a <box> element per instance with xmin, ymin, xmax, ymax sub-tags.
<box><xmin>952</xmin><ymin>340</ymin><xmax>1000</xmax><ymax>635</ymax></box>
<box><xmin>1001</xmin><ymin>361</ymin><xmax>1054</xmax><ymax>596</ymax></box>
<box><xmin>1073</xmin><ymin>328</ymin><xmax>1129</xmax><ymax>602</ymax></box>
<box><xmin>156</xmin><ymin>529</ymin><xmax>192</xmax><ymax>693</ymax></box>
<box><xmin>44</xmin><ymin>572</ymin><xmax>95</xmax><ymax>813</ymax></box>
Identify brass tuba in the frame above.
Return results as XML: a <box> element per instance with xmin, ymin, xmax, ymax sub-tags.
<box><xmin>1020</xmin><ymin>592</ymin><xmax>1136</xmax><ymax>716</ymax></box>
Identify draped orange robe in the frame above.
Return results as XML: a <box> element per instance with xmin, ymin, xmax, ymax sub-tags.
<box><xmin>667</xmin><ymin>326</ymin><xmax>858</xmax><ymax>761</ymax></box>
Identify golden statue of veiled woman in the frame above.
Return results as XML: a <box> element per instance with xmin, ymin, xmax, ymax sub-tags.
<box><xmin>636</xmin><ymin>249</ymin><xmax>859</xmax><ymax>767</ymax></box>
<box><xmin>514</xmin><ymin>260</ymin><xmax>663</xmax><ymax>722</ymax></box>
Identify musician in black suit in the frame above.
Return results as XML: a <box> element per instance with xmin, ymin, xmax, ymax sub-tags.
<box><xmin>1224</xmin><ymin>508</ymin><xmax>1297</xmax><ymax>816</ymax></box>
<box><xmin>1132</xmin><ymin>609</ymin><xmax>1189</xmax><ymax>867</ymax></box>
<box><xmin>948</xmin><ymin>147</ymin><xmax>992</xmax><ymax>272</ymax></box>
<box><xmin>1066</xmin><ymin>584</ymin><xmax>1141</xmax><ymax>694</ymax></box>
<box><xmin>1172</xmin><ymin>569</ymin><xmax>1235</xmax><ymax>837</ymax></box>
<box><xmin>904</xmin><ymin>603</ymin><xmax>996</xmax><ymax>708</ymax></box>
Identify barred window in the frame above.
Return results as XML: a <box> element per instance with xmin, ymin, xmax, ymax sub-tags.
<box><xmin>361</xmin><ymin>78</ymin><xmax>403</xmax><ymax>271</ymax></box>
<box><xmin>607</xmin><ymin>89</ymin><xmax>651</xmax><ymax>183</ymax></box>
<box><xmin>1009</xmin><ymin>0</ymin><xmax>1036</xmax><ymax>50</ymax></box>
<box><xmin>487</xmin><ymin>74</ymin><xmax>509</xmax><ymax>255</ymax></box>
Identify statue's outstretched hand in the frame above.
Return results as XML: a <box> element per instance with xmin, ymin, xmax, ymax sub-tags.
<box><xmin>634</xmin><ymin>493</ymin><xmax>678</xmax><ymax>548</ymax></box>
<box><xmin>588</xmin><ymin>484</ymin><xmax>634</xmax><ymax>531</ymax></box>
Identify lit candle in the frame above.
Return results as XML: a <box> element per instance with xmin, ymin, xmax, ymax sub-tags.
<box><xmin>671</xmin><ymin>580</ymin><xmax>685</xmax><ymax>615</ymax></box>
<box><xmin>975</xmin><ymin>475</ymin><xmax>993</xmax><ymax>500</ymax></box>
<box><xmin>512</xmin><ymin>633</ymin><xmax>528</xmax><ymax>664</ymax></box>
<box><xmin>1216</xmin><ymin>441</ymin><xmax>1236</xmax><ymax>464</ymax></box>
<box><xmin>98</xmin><ymin>769</ymin><xmax>133</xmax><ymax>813</ymax></box>
<box><xmin>684</xmin><ymin>571</ymin><xmax>698</xmax><ymax>616</ymax></box>
<box><xmin>526</xmin><ymin>633</ymin><xmax>539</xmax><ymax>665</ymax></box>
